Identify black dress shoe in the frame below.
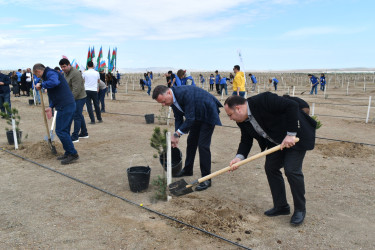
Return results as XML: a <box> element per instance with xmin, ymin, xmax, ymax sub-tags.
<box><xmin>174</xmin><ymin>169</ymin><xmax>193</xmax><ymax>177</ymax></box>
<box><xmin>195</xmin><ymin>180</ymin><xmax>211</xmax><ymax>191</ymax></box>
<box><xmin>264</xmin><ymin>205</ymin><xmax>290</xmax><ymax>217</ymax></box>
<box><xmin>290</xmin><ymin>211</ymin><xmax>306</xmax><ymax>225</ymax></box>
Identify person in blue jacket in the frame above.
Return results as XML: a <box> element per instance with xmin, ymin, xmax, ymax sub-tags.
<box><xmin>177</xmin><ymin>69</ymin><xmax>195</xmax><ymax>86</ymax></box>
<box><xmin>152</xmin><ymin>85</ymin><xmax>222</xmax><ymax>191</ymax></box>
<box><xmin>199</xmin><ymin>74</ymin><xmax>205</xmax><ymax>88</ymax></box>
<box><xmin>308</xmin><ymin>74</ymin><xmax>319</xmax><ymax>95</ymax></box>
<box><xmin>320</xmin><ymin>73</ymin><xmax>326</xmax><ymax>91</ymax></box>
<box><xmin>209</xmin><ymin>74</ymin><xmax>215</xmax><ymax>91</ymax></box>
<box><xmin>269</xmin><ymin>77</ymin><xmax>279</xmax><ymax>91</ymax></box>
<box><xmin>168</xmin><ymin>71</ymin><xmax>181</xmax><ymax>87</ymax></box>
<box><xmin>249</xmin><ymin>73</ymin><xmax>257</xmax><ymax>92</ymax></box>
<box><xmin>215</xmin><ymin>70</ymin><xmax>221</xmax><ymax>94</ymax></box>
<box><xmin>219</xmin><ymin>76</ymin><xmax>229</xmax><ymax>95</ymax></box>
<box><xmin>145</xmin><ymin>72</ymin><xmax>152</xmax><ymax>95</ymax></box>
<box><xmin>0</xmin><ymin>71</ymin><xmax>11</xmax><ymax>114</ymax></box>
<box><xmin>33</xmin><ymin>63</ymin><xmax>79</xmax><ymax>165</ymax></box>
<box><xmin>32</xmin><ymin>75</ymin><xmax>41</xmax><ymax>104</ymax></box>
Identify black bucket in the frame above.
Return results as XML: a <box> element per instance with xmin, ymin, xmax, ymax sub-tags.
<box><xmin>28</xmin><ymin>99</ymin><xmax>34</xmax><ymax>105</ymax></box>
<box><xmin>159</xmin><ymin>147</ymin><xmax>183</xmax><ymax>177</ymax></box>
<box><xmin>145</xmin><ymin>114</ymin><xmax>154</xmax><ymax>124</ymax></box>
<box><xmin>6</xmin><ymin>130</ymin><xmax>22</xmax><ymax>145</ymax></box>
<box><xmin>127</xmin><ymin>166</ymin><xmax>151</xmax><ymax>192</ymax></box>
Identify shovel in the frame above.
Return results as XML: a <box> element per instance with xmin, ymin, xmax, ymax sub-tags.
<box><xmin>39</xmin><ymin>90</ymin><xmax>57</xmax><ymax>155</ymax></box>
<box><xmin>169</xmin><ymin>138</ymin><xmax>299</xmax><ymax>196</ymax></box>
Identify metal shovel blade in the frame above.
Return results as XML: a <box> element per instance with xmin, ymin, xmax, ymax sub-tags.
<box><xmin>44</xmin><ymin>134</ymin><xmax>55</xmax><ymax>141</ymax></box>
<box><xmin>48</xmin><ymin>139</ymin><xmax>57</xmax><ymax>155</ymax></box>
<box><xmin>168</xmin><ymin>179</ymin><xmax>194</xmax><ymax>196</ymax></box>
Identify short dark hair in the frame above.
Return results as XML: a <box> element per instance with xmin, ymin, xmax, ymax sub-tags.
<box><xmin>87</xmin><ymin>61</ymin><xmax>94</xmax><ymax>67</ymax></box>
<box><xmin>152</xmin><ymin>85</ymin><xmax>169</xmax><ymax>99</ymax></box>
<box><xmin>59</xmin><ymin>58</ymin><xmax>70</xmax><ymax>66</ymax></box>
<box><xmin>167</xmin><ymin>70</ymin><xmax>173</xmax><ymax>75</ymax></box>
<box><xmin>224</xmin><ymin>95</ymin><xmax>246</xmax><ymax>108</ymax></box>
<box><xmin>308</xmin><ymin>74</ymin><xmax>312</xmax><ymax>76</ymax></box>
<box><xmin>215</xmin><ymin>70</ymin><xmax>218</xmax><ymax>73</ymax></box>
<box><xmin>234</xmin><ymin>65</ymin><xmax>240</xmax><ymax>71</ymax></box>
<box><xmin>54</xmin><ymin>66</ymin><xmax>61</xmax><ymax>71</ymax></box>
<box><xmin>33</xmin><ymin>63</ymin><xmax>45</xmax><ymax>71</ymax></box>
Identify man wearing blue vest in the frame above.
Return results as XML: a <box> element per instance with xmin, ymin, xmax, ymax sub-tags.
<box><xmin>33</xmin><ymin>63</ymin><xmax>79</xmax><ymax>165</ymax></box>
<box><xmin>308</xmin><ymin>74</ymin><xmax>319</xmax><ymax>95</ymax></box>
<box><xmin>168</xmin><ymin>71</ymin><xmax>181</xmax><ymax>87</ymax></box>
<box><xmin>215</xmin><ymin>70</ymin><xmax>221</xmax><ymax>94</ymax></box>
<box><xmin>249</xmin><ymin>73</ymin><xmax>257</xmax><ymax>92</ymax></box>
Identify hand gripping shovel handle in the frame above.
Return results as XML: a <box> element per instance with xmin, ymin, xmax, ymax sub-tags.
<box><xmin>39</xmin><ymin>90</ymin><xmax>57</xmax><ymax>155</ymax></box>
<box><xmin>187</xmin><ymin>137</ymin><xmax>300</xmax><ymax>188</ymax></box>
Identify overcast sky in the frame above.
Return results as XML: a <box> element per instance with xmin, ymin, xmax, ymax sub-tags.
<box><xmin>1</xmin><ymin>0</ymin><xmax>374</xmax><ymax>71</ymax></box>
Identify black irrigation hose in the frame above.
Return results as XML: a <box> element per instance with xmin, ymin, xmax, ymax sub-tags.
<box><xmin>315</xmin><ymin>137</ymin><xmax>375</xmax><ymax>147</ymax></box>
<box><xmin>1</xmin><ymin>148</ymin><xmax>251</xmax><ymax>250</ymax></box>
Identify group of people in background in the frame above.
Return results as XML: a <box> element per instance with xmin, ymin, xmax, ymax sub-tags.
<box><xmin>308</xmin><ymin>73</ymin><xmax>326</xmax><ymax>95</ymax></box>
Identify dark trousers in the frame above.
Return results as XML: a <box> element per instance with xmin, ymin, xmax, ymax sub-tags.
<box><xmin>183</xmin><ymin>121</ymin><xmax>215</xmax><ymax>177</ymax></box>
<box><xmin>265</xmin><ymin>149</ymin><xmax>306</xmax><ymax>211</ymax></box>
<box><xmin>85</xmin><ymin>90</ymin><xmax>102</xmax><ymax>122</ymax></box>
<box><xmin>215</xmin><ymin>84</ymin><xmax>220</xmax><ymax>93</ymax></box>
<box><xmin>0</xmin><ymin>91</ymin><xmax>11</xmax><ymax>113</ymax></box>
<box><xmin>72</xmin><ymin>97</ymin><xmax>87</xmax><ymax>139</ymax></box>
<box><xmin>56</xmin><ymin>102</ymin><xmax>77</xmax><ymax>155</ymax></box>
<box><xmin>209</xmin><ymin>84</ymin><xmax>214</xmax><ymax>91</ymax></box>
<box><xmin>98</xmin><ymin>88</ymin><xmax>106</xmax><ymax>111</ymax></box>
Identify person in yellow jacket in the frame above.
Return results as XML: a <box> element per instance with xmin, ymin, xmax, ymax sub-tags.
<box><xmin>232</xmin><ymin>65</ymin><xmax>246</xmax><ymax>97</ymax></box>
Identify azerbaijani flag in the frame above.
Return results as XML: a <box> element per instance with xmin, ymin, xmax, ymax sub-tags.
<box><xmin>107</xmin><ymin>47</ymin><xmax>111</xmax><ymax>71</ymax></box>
<box><xmin>86</xmin><ymin>46</ymin><xmax>92</xmax><ymax>69</ymax></box>
<box><xmin>97</xmin><ymin>46</ymin><xmax>103</xmax><ymax>68</ymax></box>
<box><xmin>110</xmin><ymin>47</ymin><xmax>116</xmax><ymax>72</ymax></box>
<box><xmin>91</xmin><ymin>46</ymin><xmax>95</xmax><ymax>59</ymax></box>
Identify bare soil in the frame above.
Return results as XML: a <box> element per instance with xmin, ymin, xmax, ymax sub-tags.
<box><xmin>1</xmin><ymin>76</ymin><xmax>375</xmax><ymax>249</ymax></box>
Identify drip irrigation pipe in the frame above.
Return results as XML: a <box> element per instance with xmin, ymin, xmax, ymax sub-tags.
<box><xmin>313</xmin><ymin>114</ymin><xmax>365</xmax><ymax>119</ymax></box>
<box><xmin>315</xmin><ymin>137</ymin><xmax>375</xmax><ymax>147</ymax></box>
<box><xmin>0</xmin><ymin>148</ymin><xmax>251</xmax><ymax>250</ymax></box>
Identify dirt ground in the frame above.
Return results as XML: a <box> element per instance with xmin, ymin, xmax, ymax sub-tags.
<box><xmin>1</xmin><ymin>75</ymin><xmax>375</xmax><ymax>249</ymax></box>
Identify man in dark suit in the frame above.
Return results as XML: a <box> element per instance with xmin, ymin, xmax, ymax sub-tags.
<box><xmin>152</xmin><ymin>85</ymin><xmax>222</xmax><ymax>191</ymax></box>
<box><xmin>224</xmin><ymin>93</ymin><xmax>316</xmax><ymax>225</ymax></box>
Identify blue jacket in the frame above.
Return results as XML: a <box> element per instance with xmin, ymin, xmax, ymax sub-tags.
<box><xmin>310</xmin><ymin>75</ymin><xmax>319</xmax><ymax>85</ymax></box>
<box><xmin>0</xmin><ymin>73</ymin><xmax>11</xmax><ymax>94</ymax></box>
<box><xmin>41</xmin><ymin>67</ymin><xmax>75</xmax><ymax>109</ymax></box>
<box><xmin>181</xmin><ymin>76</ymin><xmax>196</xmax><ymax>86</ymax></box>
<box><xmin>272</xmin><ymin>78</ymin><xmax>279</xmax><ymax>84</ymax></box>
<box><xmin>171</xmin><ymin>85</ymin><xmax>222</xmax><ymax>134</ymax></box>
<box><xmin>209</xmin><ymin>77</ymin><xmax>215</xmax><ymax>84</ymax></box>
<box><xmin>215</xmin><ymin>74</ymin><xmax>221</xmax><ymax>84</ymax></box>
<box><xmin>320</xmin><ymin>76</ymin><xmax>326</xmax><ymax>85</ymax></box>
<box><xmin>220</xmin><ymin>77</ymin><xmax>228</xmax><ymax>84</ymax></box>
<box><xmin>16</xmin><ymin>72</ymin><xmax>22</xmax><ymax>82</ymax></box>
<box><xmin>251</xmin><ymin>75</ymin><xmax>257</xmax><ymax>83</ymax></box>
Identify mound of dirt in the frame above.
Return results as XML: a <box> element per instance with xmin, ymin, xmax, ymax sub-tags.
<box><xmin>165</xmin><ymin>194</ymin><xmax>262</xmax><ymax>235</ymax></box>
<box><xmin>3</xmin><ymin>141</ymin><xmax>64</xmax><ymax>160</ymax></box>
<box><xmin>315</xmin><ymin>142</ymin><xmax>373</xmax><ymax>158</ymax></box>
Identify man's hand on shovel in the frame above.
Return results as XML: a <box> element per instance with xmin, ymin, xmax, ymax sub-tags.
<box><xmin>229</xmin><ymin>157</ymin><xmax>242</xmax><ymax>172</ymax></box>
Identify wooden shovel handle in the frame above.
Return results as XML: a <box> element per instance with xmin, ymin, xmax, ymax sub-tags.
<box><xmin>196</xmin><ymin>138</ymin><xmax>300</xmax><ymax>184</ymax></box>
<box><xmin>39</xmin><ymin>90</ymin><xmax>51</xmax><ymax>140</ymax></box>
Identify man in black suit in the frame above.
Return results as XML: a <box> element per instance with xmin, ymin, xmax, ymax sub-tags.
<box><xmin>224</xmin><ymin>93</ymin><xmax>316</xmax><ymax>225</ymax></box>
<box><xmin>152</xmin><ymin>85</ymin><xmax>222</xmax><ymax>191</ymax></box>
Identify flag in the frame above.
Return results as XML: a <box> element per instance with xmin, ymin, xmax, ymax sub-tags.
<box><xmin>99</xmin><ymin>58</ymin><xmax>107</xmax><ymax>71</ymax></box>
<box><xmin>97</xmin><ymin>46</ymin><xmax>103</xmax><ymax>69</ymax></box>
<box><xmin>71</xmin><ymin>59</ymin><xmax>80</xmax><ymax>71</ymax></box>
<box><xmin>86</xmin><ymin>46</ymin><xmax>92</xmax><ymax>69</ymax></box>
<box><xmin>111</xmin><ymin>47</ymin><xmax>117</xmax><ymax>72</ymax></box>
<box><xmin>107</xmin><ymin>47</ymin><xmax>111</xmax><ymax>72</ymax></box>
<box><xmin>91</xmin><ymin>46</ymin><xmax>95</xmax><ymax>59</ymax></box>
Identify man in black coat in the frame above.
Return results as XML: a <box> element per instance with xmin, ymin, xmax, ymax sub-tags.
<box><xmin>224</xmin><ymin>92</ymin><xmax>316</xmax><ymax>225</ymax></box>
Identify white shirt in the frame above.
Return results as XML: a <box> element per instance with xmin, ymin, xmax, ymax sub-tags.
<box><xmin>82</xmin><ymin>68</ymin><xmax>99</xmax><ymax>91</ymax></box>
<box><xmin>26</xmin><ymin>72</ymin><xmax>32</xmax><ymax>82</ymax></box>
